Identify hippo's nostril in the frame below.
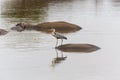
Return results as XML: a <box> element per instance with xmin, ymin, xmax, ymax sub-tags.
<box><xmin>11</xmin><ymin>26</ymin><xmax>25</xmax><ymax>32</ymax></box>
<box><xmin>11</xmin><ymin>27</ymin><xmax>16</xmax><ymax>30</ymax></box>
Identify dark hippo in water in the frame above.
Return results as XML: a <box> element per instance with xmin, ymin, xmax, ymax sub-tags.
<box><xmin>11</xmin><ymin>23</ymin><xmax>26</xmax><ymax>32</ymax></box>
<box><xmin>0</xmin><ymin>29</ymin><xmax>8</xmax><ymax>35</ymax></box>
<box><xmin>11</xmin><ymin>21</ymin><xmax>82</xmax><ymax>33</ymax></box>
<box><xmin>56</xmin><ymin>44</ymin><xmax>100</xmax><ymax>53</ymax></box>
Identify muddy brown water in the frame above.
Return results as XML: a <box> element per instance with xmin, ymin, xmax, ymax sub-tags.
<box><xmin>0</xmin><ymin>0</ymin><xmax>120</xmax><ymax>80</ymax></box>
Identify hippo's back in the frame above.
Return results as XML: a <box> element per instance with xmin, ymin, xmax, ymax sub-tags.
<box><xmin>37</xmin><ymin>21</ymin><xmax>82</xmax><ymax>33</ymax></box>
<box><xmin>0</xmin><ymin>29</ymin><xmax>8</xmax><ymax>35</ymax></box>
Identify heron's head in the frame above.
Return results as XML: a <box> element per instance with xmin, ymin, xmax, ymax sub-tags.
<box><xmin>49</xmin><ymin>28</ymin><xmax>56</xmax><ymax>32</ymax></box>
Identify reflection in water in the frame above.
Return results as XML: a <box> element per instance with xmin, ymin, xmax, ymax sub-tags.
<box><xmin>1</xmin><ymin>0</ymin><xmax>72</xmax><ymax>22</ymax></box>
<box><xmin>111</xmin><ymin>0</ymin><xmax>120</xmax><ymax>7</ymax></box>
<box><xmin>51</xmin><ymin>49</ymin><xmax>67</xmax><ymax>68</ymax></box>
<box><xmin>1</xmin><ymin>0</ymin><xmax>120</xmax><ymax>22</ymax></box>
<box><xmin>1</xmin><ymin>0</ymin><xmax>49</xmax><ymax>22</ymax></box>
<box><xmin>4</xmin><ymin>31</ymin><xmax>49</xmax><ymax>52</ymax></box>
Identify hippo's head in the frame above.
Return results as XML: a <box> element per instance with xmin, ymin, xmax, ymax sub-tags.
<box><xmin>11</xmin><ymin>23</ymin><xmax>26</xmax><ymax>32</ymax></box>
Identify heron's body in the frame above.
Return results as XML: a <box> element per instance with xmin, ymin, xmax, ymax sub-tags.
<box><xmin>52</xmin><ymin>32</ymin><xmax>67</xmax><ymax>40</ymax></box>
<box><xmin>51</xmin><ymin>29</ymin><xmax>67</xmax><ymax>46</ymax></box>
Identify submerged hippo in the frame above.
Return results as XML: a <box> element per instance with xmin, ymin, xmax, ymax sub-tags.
<box><xmin>56</xmin><ymin>44</ymin><xmax>100</xmax><ymax>53</ymax></box>
<box><xmin>0</xmin><ymin>29</ymin><xmax>8</xmax><ymax>35</ymax></box>
<box><xmin>11</xmin><ymin>21</ymin><xmax>82</xmax><ymax>33</ymax></box>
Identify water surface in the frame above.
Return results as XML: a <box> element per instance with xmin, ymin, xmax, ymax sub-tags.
<box><xmin>0</xmin><ymin>0</ymin><xmax>120</xmax><ymax>80</ymax></box>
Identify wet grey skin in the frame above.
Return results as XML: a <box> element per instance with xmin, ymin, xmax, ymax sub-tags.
<box><xmin>11</xmin><ymin>23</ymin><xmax>26</xmax><ymax>32</ymax></box>
<box><xmin>0</xmin><ymin>29</ymin><xmax>8</xmax><ymax>35</ymax></box>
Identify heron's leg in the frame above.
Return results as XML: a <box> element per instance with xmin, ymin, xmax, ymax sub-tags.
<box><xmin>55</xmin><ymin>48</ymin><xmax>58</xmax><ymax>58</ymax></box>
<box><xmin>56</xmin><ymin>39</ymin><xmax>58</xmax><ymax>46</ymax></box>
<box><xmin>61</xmin><ymin>39</ymin><xmax>63</xmax><ymax>45</ymax></box>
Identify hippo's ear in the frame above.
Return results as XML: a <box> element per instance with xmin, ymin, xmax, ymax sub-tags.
<box><xmin>20</xmin><ymin>22</ymin><xmax>26</xmax><ymax>28</ymax></box>
<box><xmin>16</xmin><ymin>22</ymin><xmax>25</xmax><ymax>26</ymax></box>
<box><xmin>16</xmin><ymin>23</ymin><xmax>21</xmax><ymax>26</ymax></box>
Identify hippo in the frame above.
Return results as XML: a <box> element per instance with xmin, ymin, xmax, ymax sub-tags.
<box><xmin>11</xmin><ymin>23</ymin><xmax>26</xmax><ymax>32</ymax></box>
<box><xmin>0</xmin><ymin>29</ymin><xmax>8</xmax><ymax>35</ymax></box>
<box><xmin>11</xmin><ymin>21</ymin><xmax>82</xmax><ymax>33</ymax></box>
<box><xmin>56</xmin><ymin>44</ymin><xmax>100</xmax><ymax>53</ymax></box>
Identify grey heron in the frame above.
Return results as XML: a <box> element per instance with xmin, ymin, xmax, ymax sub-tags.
<box><xmin>50</xmin><ymin>28</ymin><xmax>67</xmax><ymax>46</ymax></box>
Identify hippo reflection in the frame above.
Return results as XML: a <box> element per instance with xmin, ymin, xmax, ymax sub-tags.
<box><xmin>0</xmin><ymin>29</ymin><xmax>8</xmax><ymax>35</ymax></box>
<box><xmin>11</xmin><ymin>21</ymin><xmax>82</xmax><ymax>33</ymax></box>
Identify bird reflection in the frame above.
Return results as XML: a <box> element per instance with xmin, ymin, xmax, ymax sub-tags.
<box><xmin>51</xmin><ymin>49</ymin><xmax>67</xmax><ymax>67</ymax></box>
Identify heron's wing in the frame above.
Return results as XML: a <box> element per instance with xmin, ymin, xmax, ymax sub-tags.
<box><xmin>54</xmin><ymin>32</ymin><xmax>67</xmax><ymax>39</ymax></box>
